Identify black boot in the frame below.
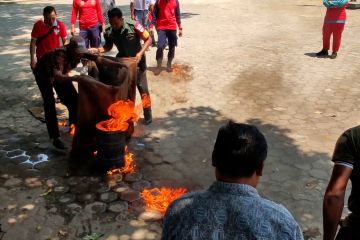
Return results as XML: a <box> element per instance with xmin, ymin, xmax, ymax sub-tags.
<box><xmin>154</xmin><ymin>59</ymin><xmax>162</xmax><ymax>75</ymax></box>
<box><xmin>166</xmin><ymin>60</ymin><xmax>172</xmax><ymax>72</ymax></box>
<box><xmin>143</xmin><ymin>108</ymin><xmax>152</xmax><ymax>125</ymax></box>
<box><xmin>330</xmin><ymin>52</ymin><xmax>337</xmax><ymax>59</ymax></box>
<box><xmin>316</xmin><ymin>49</ymin><xmax>329</xmax><ymax>57</ymax></box>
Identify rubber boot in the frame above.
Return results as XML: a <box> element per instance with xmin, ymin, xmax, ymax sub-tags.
<box><xmin>143</xmin><ymin>108</ymin><xmax>152</xmax><ymax>125</ymax></box>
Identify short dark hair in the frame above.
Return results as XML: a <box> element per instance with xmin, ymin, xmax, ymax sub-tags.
<box><xmin>43</xmin><ymin>6</ymin><xmax>56</xmax><ymax>16</ymax></box>
<box><xmin>108</xmin><ymin>7</ymin><xmax>123</xmax><ymax>19</ymax></box>
<box><xmin>212</xmin><ymin>121</ymin><xmax>268</xmax><ymax>178</ymax></box>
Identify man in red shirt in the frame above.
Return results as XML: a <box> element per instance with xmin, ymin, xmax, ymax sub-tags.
<box><xmin>30</xmin><ymin>6</ymin><xmax>67</xmax><ymax>70</ymax></box>
<box><xmin>316</xmin><ymin>0</ymin><xmax>348</xmax><ymax>59</ymax></box>
<box><xmin>70</xmin><ymin>0</ymin><xmax>106</xmax><ymax>48</ymax></box>
<box><xmin>152</xmin><ymin>0</ymin><xmax>182</xmax><ymax>72</ymax></box>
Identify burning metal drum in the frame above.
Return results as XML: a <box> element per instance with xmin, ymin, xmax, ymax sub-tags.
<box><xmin>95</xmin><ymin>129</ymin><xmax>126</xmax><ymax>171</ymax></box>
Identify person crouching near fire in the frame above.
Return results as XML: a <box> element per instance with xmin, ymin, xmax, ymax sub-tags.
<box><xmin>33</xmin><ymin>36</ymin><xmax>128</xmax><ymax>149</ymax></box>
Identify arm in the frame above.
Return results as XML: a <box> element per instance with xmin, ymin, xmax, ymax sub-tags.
<box><xmin>130</xmin><ymin>1</ymin><xmax>135</xmax><ymax>20</ymax></box>
<box><xmin>89</xmin><ymin>30</ymin><xmax>114</xmax><ymax>54</ymax></box>
<box><xmin>30</xmin><ymin>39</ymin><xmax>36</xmax><ymax>71</ymax></box>
<box><xmin>134</xmin><ymin>22</ymin><xmax>152</xmax><ymax>63</ymax></box>
<box><xmin>175</xmin><ymin>0</ymin><xmax>182</xmax><ymax>36</ymax></box>
<box><xmin>59</xmin><ymin>21</ymin><xmax>67</xmax><ymax>46</ymax></box>
<box><xmin>323</xmin><ymin>165</ymin><xmax>352</xmax><ymax>240</ymax></box>
<box><xmin>151</xmin><ymin>1</ymin><xmax>158</xmax><ymax>27</ymax></box>
<box><xmin>52</xmin><ymin>53</ymin><xmax>81</xmax><ymax>83</ymax></box>
<box><xmin>61</xmin><ymin>38</ymin><xmax>67</xmax><ymax>45</ymax></box>
<box><xmin>53</xmin><ymin>69</ymin><xmax>80</xmax><ymax>83</ymax></box>
<box><xmin>70</xmin><ymin>0</ymin><xmax>78</xmax><ymax>36</ymax></box>
<box><xmin>96</xmin><ymin>0</ymin><xmax>105</xmax><ymax>32</ymax></box>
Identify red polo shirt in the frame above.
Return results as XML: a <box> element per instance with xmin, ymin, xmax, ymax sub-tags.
<box><xmin>31</xmin><ymin>19</ymin><xmax>67</xmax><ymax>60</ymax></box>
<box><xmin>70</xmin><ymin>0</ymin><xmax>104</xmax><ymax>29</ymax></box>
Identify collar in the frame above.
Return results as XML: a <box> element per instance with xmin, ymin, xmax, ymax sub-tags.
<box><xmin>208</xmin><ymin>181</ymin><xmax>260</xmax><ymax>197</ymax></box>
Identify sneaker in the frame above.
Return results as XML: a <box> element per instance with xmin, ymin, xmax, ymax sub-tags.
<box><xmin>52</xmin><ymin>137</ymin><xmax>68</xmax><ymax>150</ymax></box>
<box><xmin>330</xmin><ymin>52</ymin><xmax>337</xmax><ymax>59</ymax></box>
<box><xmin>316</xmin><ymin>49</ymin><xmax>328</xmax><ymax>57</ymax></box>
<box><xmin>143</xmin><ymin>108</ymin><xmax>152</xmax><ymax>125</ymax></box>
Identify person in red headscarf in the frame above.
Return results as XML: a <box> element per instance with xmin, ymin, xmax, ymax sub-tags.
<box><xmin>316</xmin><ymin>0</ymin><xmax>348</xmax><ymax>59</ymax></box>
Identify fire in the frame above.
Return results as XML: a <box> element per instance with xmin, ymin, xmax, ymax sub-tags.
<box><xmin>58</xmin><ymin>120</ymin><xmax>67</xmax><ymax>126</ymax></box>
<box><xmin>141</xmin><ymin>93</ymin><xmax>151</xmax><ymax>109</ymax></box>
<box><xmin>69</xmin><ymin>124</ymin><xmax>76</xmax><ymax>136</ymax></box>
<box><xmin>141</xmin><ymin>187</ymin><xmax>188</xmax><ymax>215</ymax></box>
<box><xmin>107</xmin><ymin>146</ymin><xmax>136</xmax><ymax>175</ymax></box>
<box><xmin>96</xmin><ymin>100</ymin><xmax>139</xmax><ymax>132</ymax></box>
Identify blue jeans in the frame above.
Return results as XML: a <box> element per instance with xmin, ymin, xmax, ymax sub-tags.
<box><xmin>134</xmin><ymin>9</ymin><xmax>149</xmax><ymax>28</ymax></box>
<box><xmin>79</xmin><ymin>24</ymin><xmax>101</xmax><ymax>48</ymax></box>
<box><xmin>156</xmin><ymin>30</ymin><xmax>177</xmax><ymax>62</ymax></box>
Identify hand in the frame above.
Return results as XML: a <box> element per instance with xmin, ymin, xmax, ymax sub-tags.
<box><xmin>178</xmin><ymin>29</ymin><xmax>183</xmax><ymax>37</ymax></box>
<box><xmin>131</xmin><ymin>14</ymin><xmax>136</xmax><ymax>20</ymax></box>
<box><xmin>102</xmin><ymin>23</ymin><xmax>106</xmax><ymax>33</ymax></box>
<box><xmin>134</xmin><ymin>53</ymin><xmax>142</xmax><ymax>63</ymax></box>
<box><xmin>70</xmin><ymin>25</ymin><xmax>75</xmax><ymax>36</ymax></box>
<box><xmin>30</xmin><ymin>60</ymin><xmax>36</xmax><ymax>71</ymax></box>
<box><xmin>89</xmin><ymin>48</ymin><xmax>99</xmax><ymax>54</ymax></box>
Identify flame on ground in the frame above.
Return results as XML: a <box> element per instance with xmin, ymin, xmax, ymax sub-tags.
<box><xmin>141</xmin><ymin>93</ymin><xmax>152</xmax><ymax>109</ymax></box>
<box><xmin>96</xmin><ymin>100</ymin><xmax>139</xmax><ymax>132</ymax></box>
<box><xmin>69</xmin><ymin>124</ymin><xmax>76</xmax><ymax>136</ymax></box>
<box><xmin>141</xmin><ymin>187</ymin><xmax>188</xmax><ymax>215</ymax></box>
<box><xmin>107</xmin><ymin>146</ymin><xmax>136</xmax><ymax>175</ymax></box>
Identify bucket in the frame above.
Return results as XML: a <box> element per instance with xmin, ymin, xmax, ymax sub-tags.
<box><xmin>96</xmin><ymin>128</ymin><xmax>126</xmax><ymax>171</ymax></box>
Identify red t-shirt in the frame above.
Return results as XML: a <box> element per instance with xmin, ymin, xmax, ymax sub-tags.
<box><xmin>70</xmin><ymin>0</ymin><xmax>104</xmax><ymax>30</ymax></box>
<box><xmin>31</xmin><ymin>19</ymin><xmax>67</xmax><ymax>60</ymax></box>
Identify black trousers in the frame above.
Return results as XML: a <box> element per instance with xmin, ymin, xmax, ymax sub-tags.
<box><xmin>156</xmin><ymin>30</ymin><xmax>177</xmax><ymax>62</ymax></box>
<box><xmin>34</xmin><ymin>73</ymin><xmax>78</xmax><ymax>139</ymax></box>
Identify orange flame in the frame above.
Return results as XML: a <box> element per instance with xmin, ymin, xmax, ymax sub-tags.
<box><xmin>107</xmin><ymin>146</ymin><xmax>136</xmax><ymax>175</ymax></box>
<box><xmin>58</xmin><ymin>120</ymin><xmax>67</xmax><ymax>126</ymax></box>
<box><xmin>96</xmin><ymin>100</ymin><xmax>139</xmax><ymax>132</ymax></box>
<box><xmin>141</xmin><ymin>93</ymin><xmax>152</xmax><ymax>109</ymax></box>
<box><xmin>69</xmin><ymin>124</ymin><xmax>76</xmax><ymax>136</ymax></box>
<box><xmin>140</xmin><ymin>187</ymin><xmax>188</xmax><ymax>215</ymax></box>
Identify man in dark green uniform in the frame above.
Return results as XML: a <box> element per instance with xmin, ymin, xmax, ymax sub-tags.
<box><xmin>90</xmin><ymin>7</ymin><xmax>153</xmax><ymax>124</ymax></box>
<box><xmin>323</xmin><ymin>125</ymin><xmax>360</xmax><ymax>240</ymax></box>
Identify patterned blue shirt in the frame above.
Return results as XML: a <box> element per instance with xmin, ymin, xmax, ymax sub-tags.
<box><xmin>162</xmin><ymin>181</ymin><xmax>304</xmax><ymax>240</ymax></box>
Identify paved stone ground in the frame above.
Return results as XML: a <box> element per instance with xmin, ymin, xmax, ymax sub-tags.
<box><xmin>1</xmin><ymin>0</ymin><xmax>360</xmax><ymax>239</ymax></box>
